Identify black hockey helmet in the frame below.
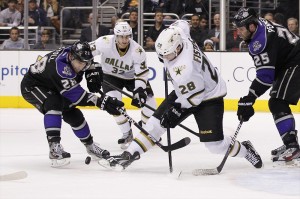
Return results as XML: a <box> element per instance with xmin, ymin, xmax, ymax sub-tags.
<box><xmin>233</xmin><ymin>7</ymin><xmax>258</xmax><ymax>28</ymax></box>
<box><xmin>70</xmin><ymin>41</ymin><xmax>93</xmax><ymax>63</ymax></box>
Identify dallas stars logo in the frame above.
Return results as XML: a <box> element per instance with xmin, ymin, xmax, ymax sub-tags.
<box><xmin>136</xmin><ymin>47</ymin><xmax>143</xmax><ymax>54</ymax></box>
<box><xmin>173</xmin><ymin>65</ymin><xmax>186</xmax><ymax>75</ymax></box>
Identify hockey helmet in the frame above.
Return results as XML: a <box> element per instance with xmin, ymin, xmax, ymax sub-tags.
<box><xmin>155</xmin><ymin>27</ymin><xmax>183</xmax><ymax>59</ymax></box>
<box><xmin>70</xmin><ymin>41</ymin><xmax>93</xmax><ymax>63</ymax></box>
<box><xmin>233</xmin><ymin>7</ymin><xmax>258</xmax><ymax>28</ymax></box>
<box><xmin>114</xmin><ymin>21</ymin><xmax>132</xmax><ymax>36</ymax></box>
<box><xmin>170</xmin><ymin>20</ymin><xmax>191</xmax><ymax>38</ymax></box>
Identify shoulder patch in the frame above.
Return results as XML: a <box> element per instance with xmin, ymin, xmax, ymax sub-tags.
<box><xmin>249</xmin><ymin>21</ymin><xmax>267</xmax><ymax>55</ymax></box>
<box><xmin>56</xmin><ymin>49</ymin><xmax>76</xmax><ymax>79</ymax></box>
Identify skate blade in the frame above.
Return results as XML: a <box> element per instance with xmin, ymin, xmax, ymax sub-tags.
<box><xmin>50</xmin><ymin>158</ymin><xmax>70</xmax><ymax>168</ymax></box>
<box><xmin>120</xmin><ymin>143</ymin><xmax>131</xmax><ymax>150</ymax></box>
<box><xmin>98</xmin><ymin>159</ymin><xmax>124</xmax><ymax>171</ymax></box>
<box><xmin>272</xmin><ymin>159</ymin><xmax>300</xmax><ymax>168</ymax></box>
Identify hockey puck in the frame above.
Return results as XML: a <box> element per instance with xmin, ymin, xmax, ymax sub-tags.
<box><xmin>85</xmin><ymin>156</ymin><xmax>91</xmax><ymax>165</ymax></box>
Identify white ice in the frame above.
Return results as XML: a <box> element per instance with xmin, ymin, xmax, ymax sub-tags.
<box><xmin>0</xmin><ymin>108</ymin><xmax>299</xmax><ymax>199</ymax></box>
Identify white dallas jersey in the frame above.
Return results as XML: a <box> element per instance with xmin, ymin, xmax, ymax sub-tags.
<box><xmin>89</xmin><ymin>35</ymin><xmax>149</xmax><ymax>89</ymax></box>
<box><xmin>164</xmin><ymin>38</ymin><xmax>227</xmax><ymax>109</ymax></box>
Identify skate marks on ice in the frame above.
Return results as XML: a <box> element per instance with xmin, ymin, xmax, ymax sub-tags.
<box><xmin>0</xmin><ymin>171</ymin><xmax>28</xmax><ymax>181</ymax></box>
<box><xmin>232</xmin><ymin>167</ymin><xmax>300</xmax><ymax>196</ymax></box>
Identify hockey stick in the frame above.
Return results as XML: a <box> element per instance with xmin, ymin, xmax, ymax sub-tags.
<box><xmin>116</xmin><ymin>107</ymin><xmax>191</xmax><ymax>152</ymax></box>
<box><xmin>103</xmin><ymin>80</ymin><xmax>201</xmax><ymax>138</ymax></box>
<box><xmin>0</xmin><ymin>171</ymin><xmax>28</xmax><ymax>181</ymax></box>
<box><xmin>164</xmin><ymin>68</ymin><xmax>173</xmax><ymax>173</ymax></box>
<box><xmin>192</xmin><ymin>120</ymin><xmax>243</xmax><ymax>175</ymax></box>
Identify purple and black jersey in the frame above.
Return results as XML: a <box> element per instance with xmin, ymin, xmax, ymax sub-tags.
<box><xmin>22</xmin><ymin>47</ymin><xmax>94</xmax><ymax>107</ymax></box>
<box><xmin>247</xmin><ymin>18</ymin><xmax>300</xmax><ymax>98</ymax></box>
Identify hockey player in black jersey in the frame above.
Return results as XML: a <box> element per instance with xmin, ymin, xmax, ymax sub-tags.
<box><xmin>233</xmin><ymin>7</ymin><xmax>300</xmax><ymax>165</ymax></box>
<box><xmin>20</xmin><ymin>41</ymin><xmax>124</xmax><ymax>167</ymax></box>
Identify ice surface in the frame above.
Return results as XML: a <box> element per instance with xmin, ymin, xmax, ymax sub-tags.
<box><xmin>0</xmin><ymin>108</ymin><xmax>299</xmax><ymax>199</ymax></box>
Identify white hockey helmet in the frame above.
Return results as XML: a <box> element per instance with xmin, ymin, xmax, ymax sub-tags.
<box><xmin>114</xmin><ymin>21</ymin><xmax>132</xmax><ymax>36</ymax></box>
<box><xmin>155</xmin><ymin>27</ymin><xmax>183</xmax><ymax>59</ymax></box>
<box><xmin>170</xmin><ymin>20</ymin><xmax>191</xmax><ymax>38</ymax></box>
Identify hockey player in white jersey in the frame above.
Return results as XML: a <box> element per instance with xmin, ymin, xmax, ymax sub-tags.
<box><xmin>98</xmin><ymin>27</ymin><xmax>263</xmax><ymax>170</ymax></box>
<box><xmin>88</xmin><ymin>21</ymin><xmax>156</xmax><ymax>149</ymax></box>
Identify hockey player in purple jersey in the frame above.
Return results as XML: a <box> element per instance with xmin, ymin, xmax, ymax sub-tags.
<box><xmin>233</xmin><ymin>7</ymin><xmax>300</xmax><ymax>165</ymax></box>
<box><xmin>20</xmin><ymin>41</ymin><xmax>124</xmax><ymax>167</ymax></box>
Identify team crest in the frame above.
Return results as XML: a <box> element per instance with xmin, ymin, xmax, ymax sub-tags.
<box><xmin>135</xmin><ymin>47</ymin><xmax>143</xmax><ymax>55</ymax></box>
<box><xmin>252</xmin><ymin>41</ymin><xmax>262</xmax><ymax>52</ymax></box>
<box><xmin>173</xmin><ymin>65</ymin><xmax>186</xmax><ymax>75</ymax></box>
<box><xmin>62</xmin><ymin>65</ymin><xmax>72</xmax><ymax>76</ymax></box>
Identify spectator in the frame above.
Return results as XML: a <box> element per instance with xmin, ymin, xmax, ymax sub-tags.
<box><xmin>31</xmin><ymin>29</ymin><xmax>57</xmax><ymax>49</ymax></box>
<box><xmin>109</xmin><ymin>15</ymin><xmax>118</xmax><ymax>34</ymax></box>
<box><xmin>145</xmin><ymin>9</ymin><xmax>166</xmax><ymax>50</ymax></box>
<box><xmin>27</xmin><ymin>0</ymin><xmax>47</xmax><ymax>26</ymax></box>
<box><xmin>199</xmin><ymin>14</ymin><xmax>208</xmax><ymax>31</ymax></box>
<box><xmin>162</xmin><ymin>15</ymin><xmax>174</xmax><ymax>26</ymax></box>
<box><xmin>186</xmin><ymin>0</ymin><xmax>210</xmax><ymax>17</ymax></box>
<box><xmin>190</xmin><ymin>14</ymin><xmax>206</xmax><ymax>49</ymax></box>
<box><xmin>226</xmin><ymin>24</ymin><xmax>243</xmax><ymax>51</ymax></box>
<box><xmin>263</xmin><ymin>12</ymin><xmax>274</xmax><ymax>22</ymax></box>
<box><xmin>164</xmin><ymin>0</ymin><xmax>184</xmax><ymax>17</ymax></box>
<box><xmin>0</xmin><ymin>0</ymin><xmax>21</xmax><ymax>27</ymax></box>
<box><xmin>80</xmin><ymin>12</ymin><xmax>110</xmax><ymax>42</ymax></box>
<box><xmin>120</xmin><ymin>0</ymin><xmax>138</xmax><ymax>16</ymax></box>
<box><xmin>40</xmin><ymin>0</ymin><xmax>60</xmax><ymax>33</ymax></box>
<box><xmin>274</xmin><ymin>12</ymin><xmax>286</xmax><ymax>27</ymax></box>
<box><xmin>287</xmin><ymin>17</ymin><xmax>299</xmax><ymax>36</ymax></box>
<box><xmin>203</xmin><ymin>39</ymin><xmax>214</xmax><ymax>51</ymax></box>
<box><xmin>207</xmin><ymin>12</ymin><xmax>220</xmax><ymax>51</ymax></box>
<box><xmin>128</xmin><ymin>8</ymin><xmax>138</xmax><ymax>42</ymax></box>
<box><xmin>0</xmin><ymin>26</ymin><xmax>24</xmax><ymax>49</ymax></box>
<box><xmin>144</xmin><ymin>0</ymin><xmax>165</xmax><ymax>13</ymax></box>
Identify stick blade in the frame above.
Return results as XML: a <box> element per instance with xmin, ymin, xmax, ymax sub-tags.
<box><xmin>192</xmin><ymin>168</ymin><xmax>219</xmax><ymax>176</ymax></box>
<box><xmin>164</xmin><ymin>137</ymin><xmax>191</xmax><ymax>151</ymax></box>
<box><xmin>0</xmin><ymin>171</ymin><xmax>28</xmax><ymax>181</ymax></box>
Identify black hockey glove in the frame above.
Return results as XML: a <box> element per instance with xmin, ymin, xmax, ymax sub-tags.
<box><xmin>85</xmin><ymin>64</ymin><xmax>103</xmax><ymax>93</ymax></box>
<box><xmin>160</xmin><ymin>103</ymin><xmax>184</xmax><ymax>128</ymax></box>
<box><xmin>131</xmin><ymin>87</ymin><xmax>147</xmax><ymax>108</ymax></box>
<box><xmin>98</xmin><ymin>95</ymin><xmax>124</xmax><ymax>115</ymax></box>
<box><xmin>237</xmin><ymin>95</ymin><xmax>256</xmax><ymax>122</ymax></box>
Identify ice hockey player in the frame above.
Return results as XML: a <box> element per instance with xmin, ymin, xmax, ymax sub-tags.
<box><xmin>233</xmin><ymin>7</ymin><xmax>300</xmax><ymax>166</ymax></box>
<box><xmin>88</xmin><ymin>21</ymin><xmax>157</xmax><ymax>149</ymax></box>
<box><xmin>20</xmin><ymin>41</ymin><xmax>124</xmax><ymax>167</ymax></box>
<box><xmin>98</xmin><ymin>27</ymin><xmax>263</xmax><ymax>170</ymax></box>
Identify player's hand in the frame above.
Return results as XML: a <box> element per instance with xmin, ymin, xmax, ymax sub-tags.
<box><xmin>85</xmin><ymin>64</ymin><xmax>103</xmax><ymax>93</ymax></box>
<box><xmin>237</xmin><ymin>95</ymin><xmax>256</xmax><ymax>122</ymax></box>
<box><xmin>131</xmin><ymin>87</ymin><xmax>147</xmax><ymax>108</ymax></box>
<box><xmin>160</xmin><ymin>103</ymin><xmax>183</xmax><ymax>128</ymax></box>
<box><xmin>97</xmin><ymin>95</ymin><xmax>124</xmax><ymax>115</ymax></box>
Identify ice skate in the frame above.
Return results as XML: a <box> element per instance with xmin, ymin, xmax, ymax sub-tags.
<box><xmin>242</xmin><ymin>141</ymin><xmax>263</xmax><ymax>168</ymax></box>
<box><xmin>98</xmin><ymin>151</ymin><xmax>140</xmax><ymax>171</ymax></box>
<box><xmin>118</xmin><ymin>130</ymin><xmax>133</xmax><ymax>149</ymax></box>
<box><xmin>85</xmin><ymin>142</ymin><xmax>110</xmax><ymax>160</ymax></box>
<box><xmin>49</xmin><ymin>142</ymin><xmax>71</xmax><ymax>168</ymax></box>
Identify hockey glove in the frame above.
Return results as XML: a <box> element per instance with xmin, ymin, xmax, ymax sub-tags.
<box><xmin>131</xmin><ymin>87</ymin><xmax>147</xmax><ymax>108</ymax></box>
<box><xmin>237</xmin><ymin>95</ymin><xmax>256</xmax><ymax>122</ymax></box>
<box><xmin>98</xmin><ymin>95</ymin><xmax>124</xmax><ymax>115</ymax></box>
<box><xmin>85</xmin><ymin>64</ymin><xmax>103</xmax><ymax>93</ymax></box>
<box><xmin>160</xmin><ymin>103</ymin><xmax>184</xmax><ymax>128</ymax></box>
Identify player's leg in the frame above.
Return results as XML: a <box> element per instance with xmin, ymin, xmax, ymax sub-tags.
<box><xmin>140</xmin><ymin>81</ymin><xmax>157</xmax><ymax>127</ymax></box>
<box><xmin>20</xmin><ymin>84</ymin><xmax>70</xmax><ymax>167</ymax></box>
<box><xmin>269</xmin><ymin>65</ymin><xmax>300</xmax><ymax>165</ymax></box>
<box><xmin>194</xmin><ymin>97</ymin><xmax>262</xmax><ymax>168</ymax></box>
<box><xmin>102</xmin><ymin>75</ymin><xmax>132</xmax><ymax>149</ymax></box>
<box><xmin>62</xmin><ymin>107</ymin><xmax>110</xmax><ymax>159</ymax></box>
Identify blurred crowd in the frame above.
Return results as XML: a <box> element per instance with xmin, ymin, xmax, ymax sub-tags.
<box><xmin>0</xmin><ymin>0</ymin><xmax>299</xmax><ymax>51</ymax></box>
